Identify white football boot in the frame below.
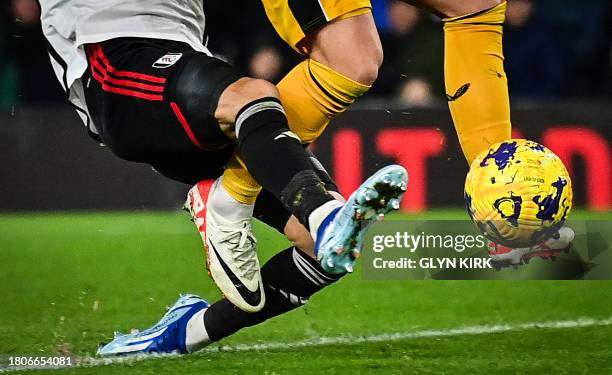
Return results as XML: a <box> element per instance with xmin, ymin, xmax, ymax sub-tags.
<box><xmin>489</xmin><ymin>226</ymin><xmax>575</xmax><ymax>270</ymax></box>
<box><xmin>185</xmin><ymin>179</ymin><xmax>264</xmax><ymax>313</ymax></box>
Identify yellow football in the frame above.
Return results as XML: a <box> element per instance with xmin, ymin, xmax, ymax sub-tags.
<box><xmin>464</xmin><ymin>139</ymin><xmax>573</xmax><ymax>247</ymax></box>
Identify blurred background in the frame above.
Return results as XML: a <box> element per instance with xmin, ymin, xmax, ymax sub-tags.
<box><xmin>0</xmin><ymin>0</ymin><xmax>610</xmax><ymax>212</ymax></box>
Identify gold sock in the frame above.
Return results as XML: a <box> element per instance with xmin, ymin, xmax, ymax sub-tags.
<box><xmin>277</xmin><ymin>59</ymin><xmax>371</xmax><ymax>143</ymax></box>
<box><xmin>222</xmin><ymin>59</ymin><xmax>371</xmax><ymax>205</ymax></box>
<box><xmin>443</xmin><ymin>1</ymin><xmax>512</xmax><ymax>164</ymax></box>
<box><xmin>221</xmin><ymin>153</ymin><xmax>261</xmax><ymax>205</ymax></box>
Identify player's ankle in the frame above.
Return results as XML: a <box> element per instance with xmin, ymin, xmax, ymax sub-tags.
<box><xmin>279</xmin><ymin>170</ymin><xmax>339</xmax><ymax>229</ymax></box>
<box><xmin>208</xmin><ymin>178</ymin><xmax>254</xmax><ymax>222</ymax></box>
<box><xmin>185</xmin><ymin>307</ymin><xmax>212</xmax><ymax>353</ymax></box>
<box><xmin>309</xmin><ymin>202</ymin><xmax>343</xmax><ymax>244</ymax></box>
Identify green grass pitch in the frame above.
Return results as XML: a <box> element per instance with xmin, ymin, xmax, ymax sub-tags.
<box><xmin>1</xmin><ymin>210</ymin><xmax>611</xmax><ymax>374</ymax></box>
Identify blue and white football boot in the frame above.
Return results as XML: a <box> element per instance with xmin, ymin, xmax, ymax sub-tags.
<box><xmin>97</xmin><ymin>294</ymin><xmax>210</xmax><ymax>356</ymax></box>
<box><xmin>316</xmin><ymin>164</ymin><xmax>408</xmax><ymax>274</ymax></box>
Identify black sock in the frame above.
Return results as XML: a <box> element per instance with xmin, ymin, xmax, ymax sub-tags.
<box><xmin>203</xmin><ymin>247</ymin><xmax>343</xmax><ymax>342</ymax></box>
<box><xmin>236</xmin><ymin>98</ymin><xmax>335</xmax><ymax>228</ymax></box>
<box><xmin>253</xmin><ymin>149</ymin><xmax>340</xmax><ymax>234</ymax></box>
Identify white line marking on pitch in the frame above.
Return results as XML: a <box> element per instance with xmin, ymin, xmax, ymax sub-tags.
<box><xmin>202</xmin><ymin>316</ymin><xmax>612</xmax><ymax>353</ymax></box>
<box><xmin>3</xmin><ymin>317</ymin><xmax>611</xmax><ymax>372</ymax></box>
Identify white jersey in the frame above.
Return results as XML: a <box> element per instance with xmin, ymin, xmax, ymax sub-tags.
<box><xmin>39</xmin><ymin>0</ymin><xmax>211</xmax><ymax>133</ymax></box>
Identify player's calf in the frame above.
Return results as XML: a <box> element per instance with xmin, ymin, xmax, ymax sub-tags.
<box><xmin>98</xmin><ymin>247</ymin><xmax>345</xmax><ymax>356</ymax></box>
<box><xmin>214</xmin><ymin>75</ymin><xmax>343</xmax><ymax>231</ymax></box>
<box><xmin>203</xmin><ymin>246</ymin><xmax>343</xmax><ymax>343</ymax></box>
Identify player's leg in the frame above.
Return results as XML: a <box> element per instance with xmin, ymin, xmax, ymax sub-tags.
<box><xmin>405</xmin><ymin>1</ymin><xmax>565</xmax><ymax>267</ymax></box>
<box><xmin>91</xmin><ymin>37</ymin><xmax>406</xmax><ymax>355</ymax></box>
<box><xmin>100</xmin><ymin>162</ymin><xmax>407</xmax><ymax>356</ymax></box>
<box><xmin>182</xmin><ymin>166</ymin><xmax>345</xmax><ymax>351</ymax></box>
<box><xmin>403</xmin><ymin>0</ymin><xmax>503</xmax><ymax>18</ymax></box>
<box><xmin>203</xmin><ymin>4</ymin><xmax>385</xmax><ymax>306</ymax></box>
<box><xmin>406</xmin><ymin>0</ymin><xmax>511</xmax><ymax>164</ymax></box>
<box><xmin>84</xmin><ymin>38</ymin><xmax>354</xmax><ymax>313</ymax></box>
<box><xmin>221</xmin><ymin>1</ymin><xmax>382</xmax><ymax>208</ymax></box>
<box><xmin>252</xmin><ymin>148</ymin><xmax>343</xmax><ymax>257</ymax></box>
<box><xmin>176</xmin><ymin>73</ymin><xmax>344</xmax><ymax>313</ymax></box>
<box><xmin>213</xmin><ymin>77</ymin><xmax>341</xmax><ymax>230</ymax></box>
<box><xmin>202</xmin><ymin>3</ymin><xmax>383</xmax><ymax>305</ymax></box>
<box><xmin>186</xmin><ymin>65</ymin><xmax>407</xmax><ymax>311</ymax></box>
<box><xmin>185</xmin><ymin>160</ymin><xmax>343</xmax><ymax>349</ymax></box>
<box><xmin>199</xmin><ymin>246</ymin><xmax>342</xmax><ymax>348</ymax></box>
<box><xmin>88</xmin><ymin>38</ymin><xmax>341</xmax><ymax>231</ymax></box>
<box><xmin>86</xmin><ymin>38</ymin><xmax>339</xmax><ymax>222</ymax></box>
<box><xmin>186</xmin><ymin>148</ymin><xmax>405</xmax><ymax>312</ymax></box>
<box><xmin>190</xmin><ymin>155</ymin><xmax>405</xmax><ymax>350</ymax></box>
<box><xmin>266</xmin><ymin>0</ymin><xmax>382</xmax><ymax>142</ymax></box>
<box><xmin>278</xmin><ymin>10</ymin><xmax>383</xmax><ymax>143</ymax></box>
<box><xmin>99</xmin><ymin>247</ymin><xmax>343</xmax><ymax>355</ymax></box>
<box><xmin>101</xmin><ymin>187</ymin><xmax>339</xmax><ymax>355</ymax></box>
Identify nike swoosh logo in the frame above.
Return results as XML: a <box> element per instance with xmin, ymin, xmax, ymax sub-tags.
<box><xmin>209</xmin><ymin>242</ymin><xmax>262</xmax><ymax>307</ymax></box>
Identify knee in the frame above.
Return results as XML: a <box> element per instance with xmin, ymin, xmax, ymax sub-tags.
<box><xmin>233</xmin><ymin>78</ymin><xmax>280</xmax><ymax>107</ymax></box>
<box><xmin>216</xmin><ymin>77</ymin><xmax>281</xmax><ymax>131</ymax></box>
<box><xmin>316</xmin><ymin>45</ymin><xmax>382</xmax><ymax>87</ymax></box>
<box><xmin>351</xmin><ymin>45</ymin><xmax>384</xmax><ymax>86</ymax></box>
<box><xmin>479</xmin><ymin>0</ymin><xmax>503</xmax><ymax>11</ymax></box>
<box><xmin>332</xmin><ymin>43</ymin><xmax>383</xmax><ymax>86</ymax></box>
<box><xmin>309</xmin><ymin>15</ymin><xmax>384</xmax><ymax>86</ymax></box>
<box><xmin>442</xmin><ymin>0</ymin><xmax>503</xmax><ymax>18</ymax></box>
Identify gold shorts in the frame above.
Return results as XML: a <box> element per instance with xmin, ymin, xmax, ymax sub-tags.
<box><xmin>262</xmin><ymin>0</ymin><xmax>372</xmax><ymax>54</ymax></box>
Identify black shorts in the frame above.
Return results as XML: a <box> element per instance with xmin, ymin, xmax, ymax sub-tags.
<box><xmin>83</xmin><ymin>38</ymin><xmax>241</xmax><ymax>184</ymax></box>
<box><xmin>81</xmin><ymin>37</ymin><xmax>338</xmax><ymax>234</ymax></box>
